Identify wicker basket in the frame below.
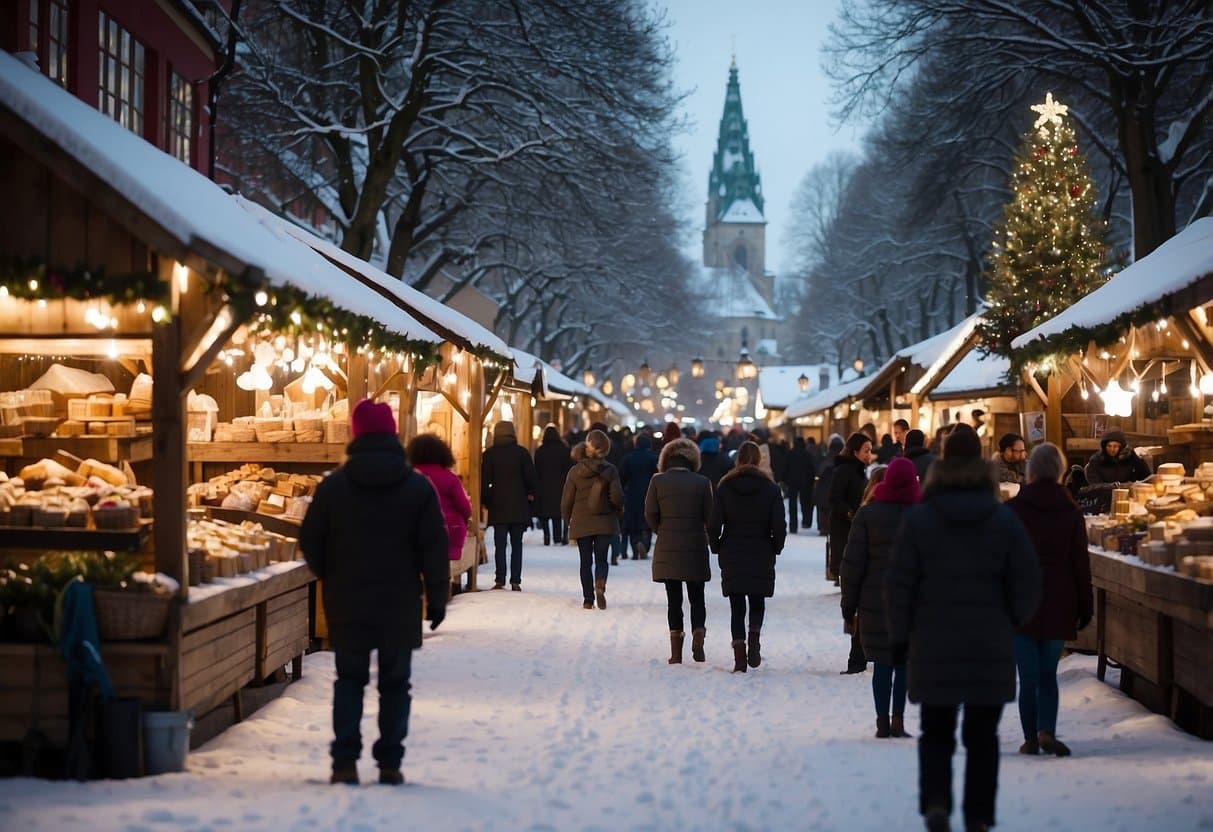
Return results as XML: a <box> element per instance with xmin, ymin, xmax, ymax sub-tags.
<box><xmin>324</xmin><ymin>420</ymin><xmax>350</xmax><ymax>444</ymax></box>
<box><xmin>93</xmin><ymin>588</ymin><xmax>171</xmax><ymax>641</ymax></box>
<box><xmin>93</xmin><ymin>505</ymin><xmax>141</xmax><ymax>529</ymax></box>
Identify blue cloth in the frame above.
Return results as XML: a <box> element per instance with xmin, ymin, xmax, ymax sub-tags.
<box><xmin>873</xmin><ymin>661</ymin><xmax>907</xmax><ymax>716</ymax></box>
<box><xmin>58</xmin><ymin>580</ymin><xmax>114</xmax><ymax>700</ymax></box>
<box><xmin>1014</xmin><ymin>635</ymin><xmax>1064</xmax><ymax>738</ymax></box>
<box><xmin>699</xmin><ymin>437</ymin><xmax>721</xmax><ymax>454</ymax></box>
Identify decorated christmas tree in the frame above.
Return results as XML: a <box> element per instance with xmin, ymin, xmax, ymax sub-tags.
<box><xmin>979</xmin><ymin>92</ymin><xmax>1110</xmax><ymax>356</ymax></box>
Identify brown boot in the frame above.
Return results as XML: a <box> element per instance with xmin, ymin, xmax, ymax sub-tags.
<box><xmin>890</xmin><ymin>714</ymin><xmax>911</xmax><ymax>738</ymax></box>
<box><xmin>668</xmin><ymin>630</ymin><xmax>684</xmax><ymax>664</ymax></box>
<box><xmin>595</xmin><ymin>579</ymin><xmax>606</xmax><ymax>610</ymax></box>
<box><xmin>732</xmin><ymin>639</ymin><xmax>747</xmax><ymax>673</ymax></box>
<box><xmin>691</xmin><ymin>628</ymin><xmax>706</xmax><ymax>662</ymax></box>
<box><xmin>747</xmin><ymin>629</ymin><xmax>761</xmax><ymax>668</ymax></box>
<box><xmin>875</xmin><ymin>714</ymin><xmax>891</xmax><ymax>738</ymax></box>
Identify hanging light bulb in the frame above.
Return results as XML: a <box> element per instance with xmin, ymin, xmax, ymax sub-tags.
<box><xmin>1159</xmin><ymin>362</ymin><xmax>1168</xmax><ymax>395</ymax></box>
<box><xmin>1199</xmin><ymin>372</ymin><xmax>1213</xmax><ymax>396</ymax></box>
<box><xmin>254</xmin><ymin>341</ymin><xmax>276</xmax><ymax>367</ymax></box>
<box><xmin>291</xmin><ymin>356</ymin><xmax>306</xmax><ymax>373</ymax></box>
<box><xmin>1100</xmin><ymin>378</ymin><xmax>1133</xmax><ymax>418</ymax></box>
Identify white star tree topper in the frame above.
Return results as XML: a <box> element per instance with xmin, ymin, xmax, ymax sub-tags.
<box><xmin>1031</xmin><ymin>92</ymin><xmax>1069</xmax><ymax>136</ymax></box>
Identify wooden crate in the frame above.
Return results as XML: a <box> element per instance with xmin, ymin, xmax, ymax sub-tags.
<box><xmin>259</xmin><ymin>586</ymin><xmax>309</xmax><ymax>680</ymax></box>
<box><xmin>1104</xmin><ymin>592</ymin><xmax>1162</xmax><ymax>684</ymax></box>
<box><xmin>180</xmin><ymin>608</ymin><xmax>257</xmax><ymax>717</ymax></box>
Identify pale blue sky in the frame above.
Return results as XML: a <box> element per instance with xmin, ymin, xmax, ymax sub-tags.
<box><xmin>657</xmin><ymin>0</ymin><xmax>864</xmax><ymax>273</ymax></box>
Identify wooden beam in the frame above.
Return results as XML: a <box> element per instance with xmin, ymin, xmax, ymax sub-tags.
<box><xmin>1022</xmin><ymin>367</ymin><xmax>1049</xmax><ymax>408</ymax></box>
<box><xmin>181</xmin><ymin>304</ymin><xmax>245</xmax><ymax>391</ymax></box>
<box><xmin>438</xmin><ymin>387</ymin><xmax>470</xmax><ymax>422</ymax></box>
<box><xmin>1173</xmin><ymin>313</ymin><xmax>1213</xmax><ymax>373</ymax></box>
<box><xmin>151</xmin><ymin>259</ymin><xmax>187</xmax><ymax>599</ymax></box>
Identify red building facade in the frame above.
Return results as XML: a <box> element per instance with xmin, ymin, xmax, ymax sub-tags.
<box><xmin>1</xmin><ymin>0</ymin><xmax>221</xmax><ymax>175</ymax></box>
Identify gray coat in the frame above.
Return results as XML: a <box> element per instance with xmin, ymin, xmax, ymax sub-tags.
<box><xmin>885</xmin><ymin>458</ymin><xmax>1041</xmax><ymax>705</ymax></box>
<box><xmin>645</xmin><ymin>440</ymin><xmax>713</xmax><ymax>583</ymax></box>
<box><xmin>562</xmin><ymin>458</ymin><xmax>623</xmax><ymax>539</ymax></box>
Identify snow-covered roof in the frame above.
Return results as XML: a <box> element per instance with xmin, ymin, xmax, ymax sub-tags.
<box><xmin>508</xmin><ymin>349</ymin><xmax>541</xmax><ymax>388</ymax></box>
<box><xmin>689</xmin><ymin>263</ymin><xmax>779</xmax><ymax>321</ymax></box>
<box><xmin>904</xmin><ymin>314</ymin><xmax>983</xmax><ymax>396</ymax></box>
<box><xmin>784</xmin><ymin>374</ymin><xmax>871</xmax><ymax>421</ymax></box>
<box><xmin>718</xmin><ymin>198</ymin><xmax>765</xmax><ymax>224</ymax></box>
<box><xmin>515</xmin><ymin>351</ymin><xmax>630</xmax><ymax>417</ymax></box>
<box><xmin>1011</xmin><ymin>218</ymin><xmax>1213</xmax><ymax>352</ymax></box>
<box><xmin>929</xmin><ymin>351</ymin><xmax>1013</xmax><ymax>399</ymax></box>
<box><xmin>254</xmin><ymin>201</ymin><xmax>511</xmax><ymax>360</ymax></box>
<box><xmin>758</xmin><ymin>365</ymin><xmax>839</xmax><ymax>410</ymax></box>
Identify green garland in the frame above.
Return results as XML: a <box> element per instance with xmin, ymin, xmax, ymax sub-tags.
<box><xmin>0</xmin><ymin>259</ymin><xmax>167</xmax><ymax>305</ymax></box>
<box><xmin>1008</xmin><ymin>298</ymin><xmax>1173</xmax><ymax>376</ymax></box>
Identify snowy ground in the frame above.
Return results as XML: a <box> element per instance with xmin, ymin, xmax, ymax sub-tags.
<box><xmin>2</xmin><ymin>531</ymin><xmax>1212</xmax><ymax>831</ymax></box>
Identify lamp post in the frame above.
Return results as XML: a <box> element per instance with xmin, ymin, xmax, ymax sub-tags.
<box><xmin>736</xmin><ymin>348</ymin><xmax>757</xmax><ymax>380</ymax></box>
<box><xmin>853</xmin><ymin>357</ymin><xmax>865</xmax><ymax>376</ymax></box>
<box><xmin>798</xmin><ymin>372</ymin><xmax>810</xmax><ymax>392</ymax></box>
<box><xmin>690</xmin><ymin>356</ymin><xmax>705</xmax><ymax>378</ymax></box>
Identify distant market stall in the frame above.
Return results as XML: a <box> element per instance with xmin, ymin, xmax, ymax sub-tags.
<box><xmin>1012</xmin><ymin>217</ymin><xmax>1213</xmax><ymax>738</ymax></box>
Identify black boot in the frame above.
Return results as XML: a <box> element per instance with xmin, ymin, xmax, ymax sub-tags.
<box><xmin>668</xmin><ymin>630</ymin><xmax>684</xmax><ymax>664</ymax></box>
<box><xmin>732</xmin><ymin>639</ymin><xmax>747</xmax><ymax>673</ymax></box>
<box><xmin>691</xmin><ymin>628</ymin><xmax>706</xmax><ymax>662</ymax></box>
<box><xmin>875</xmin><ymin>714</ymin><xmax>891</xmax><ymax>738</ymax></box>
<box><xmin>747</xmin><ymin>630</ymin><xmax>761</xmax><ymax>668</ymax></box>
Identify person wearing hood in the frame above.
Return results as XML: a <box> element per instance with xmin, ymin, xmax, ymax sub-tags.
<box><xmin>885</xmin><ymin>423</ymin><xmax>1041</xmax><ymax>832</ymax></box>
<box><xmin>697</xmin><ymin>433</ymin><xmax>733</xmax><ymax>486</ymax></box>
<box><xmin>534</xmin><ymin>425</ymin><xmax>572</xmax><ymax>546</ymax></box>
<box><xmin>562</xmin><ymin>429</ymin><xmax>624</xmax><ymax>610</ymax></box>
<box><xmin>710</xmin><ymin>441</ymin><xmax>787</xmax><ymax>672</ymax></box>
<box><xmin>813</xmin><ymin>434</ymin><xmax>845</xmax><ymax>536</ymax></box>
<box><xmin>481</xmin><ymin>420</ymin><xmax>537</xmax><ymax>590</ymax></box>
<box><xmin>1007</xmin><ymin>442</ymin><xmax>1094</xmax><ymax>758</ymax></box>
<box><xmin>619</xmin><ymin>434</ymin><xmax>660</xmax><ymax>559</ymax></box>
<box><xmin>301</xmin><ymin>400</ymin><xmax>449</xmax><ymax>786</ymax></box>
<box><xmin>645</xmin><ymin>437</ymin><xmax>714</xmax><ymax>665</ymax></box>
<box><xmin>1083</xmin><ymin>430</ymin><xmax>1151</xmax><ymax>485</ymax></box>
<box><xmin>841</xmin><ymin>457</ymin><xmax>920</xmax><ymax>739</ymax></box>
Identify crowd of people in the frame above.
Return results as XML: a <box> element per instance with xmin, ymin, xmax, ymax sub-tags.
<box><xmin>301</xmin><ymin>401</ymin><xmax>1130</xmax><ymax>831</ymax></box>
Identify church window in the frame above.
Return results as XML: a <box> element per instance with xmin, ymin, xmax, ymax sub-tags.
<box><xmin>734</xmin><ymin>246</ymin><xmax>748</xmax><ymax>270</ymax></box>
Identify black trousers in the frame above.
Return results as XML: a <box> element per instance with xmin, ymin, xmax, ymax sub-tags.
<box><xmin>786</xmin><ymin>486</ymin><xmax>813</xmax><ymax>532</ymax></box>
<box><xmin>332</xmin><ymin>648</ymin><xmax>413</xmax><ymax>770</ymax></box>
<box><xmin>626</xmin><ymin>529</ymin><xmax>652</xmax><ymax>557</ymax></box>
<box><xmin>664</xmin><ymin>580</ymin><xmax>706</xmax><ymax>632</ymax></box>
<box><xmin>493</xmin><ymin>523</ymin><xmax>525</xmax><ymax>585</ymax></box>
<box><xmin>539</xmin><ymin>516</ymin><xmax>565</xmax><ymax>545</ymax></box>
<box><xmin>727</xmin><ymin>594</ymin><xmax>765</xmax><ymax>640</ymax></box>
<box><xmin>919</xmin><ymin>703</ymin><xmax>1004</xmax><ymax>827</ymax></box>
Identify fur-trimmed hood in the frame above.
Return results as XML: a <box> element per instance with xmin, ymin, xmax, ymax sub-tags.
<box><xmin>718</xmin><ymin>462</ymin><xmax>773</xmax><ymax>490</ymax></box>
<box><xmin>571</xmin><ymin>442</ymin><xmax>587</xmax><ymax>463</ymax></box>
<box><xmin>923</xmin><ymin>456</ymin><xmax>997</xmax><ymax>498</ymax></box>
<box><xmin>659</xmin><ymin>437</ymin><xmax>700</xmax><ymax>472</ymax></box>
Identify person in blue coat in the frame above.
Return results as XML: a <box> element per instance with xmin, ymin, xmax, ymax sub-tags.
<box><xmin>619</xmin><ymin>434</ymin><xmax>660</xmax><ymax>559</ymax></box>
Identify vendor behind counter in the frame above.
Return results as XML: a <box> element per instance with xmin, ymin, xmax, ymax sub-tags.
<box><xmin>1084</xmin><ymin>431</ymin><xmax>1151</xmax><ymax>486</ymax></box>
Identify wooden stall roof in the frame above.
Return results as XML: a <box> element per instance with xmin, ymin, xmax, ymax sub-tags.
<box><xmin>926</xmin><ymin>348</ymin><xmax>1015</xmax><ymax>401</ymax></box>
<box><xmin>757</xmin><ymin>364</ymin><xmax>840</xmax><ymax>411</ymax></box>
<box><xmin>856</xmin><ymin>314</ymin><xmax>984</xmax><ymax>407</ymax></box>
<box><xmin>783</xmin><ymin>373</ymin><xmax>870</xmax><ymax>421</ymax></box>
<box><xmin>1012</xmin><ymin>218</ymin><xmax>1213</xmax><ymax>358</ymax></box>
<box><xmin>0</xmin><ymin>52</ymin><xmax>441</xmax><ymax>347</ymax></box>
<box><xmin>256</xmin><ymin>203</ymin><xmax>513</xmax><ymax>363</ymax></box>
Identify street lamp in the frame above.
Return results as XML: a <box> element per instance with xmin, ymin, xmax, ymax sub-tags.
<box><xmin>736</xmin><ymin>348</ymin><xmax>757</xmax><ymax>380</ymax></box>
<box><xmin>582</xmin><ymin>369</ymin><xmax>596</xmax><ymax>387</ymax></box>
<box><xmin>637</xmin><ymin>359</ymin><xmax>653</xmax><ymax>386</ymax></box>
<box><xmin>853</xmin><ymin>357</ymin><xmax>865</xmax><ymax>375</ymax></box>
<box><xmin>690</xmin><ymin>356</ymin><xmax>705</xmax><ymax>378</ymax></box>
<box><xmin>601</xmin><ymin>378</ymin><xmax>614</xmax><ymax>396</ymax></box>
<box><xmin>621</xmin><ymin>372</ymin><xmax>636</xmax><ymax>392</ymax></box>
<box><xmin>667</xmin><ymin>365</ymin><xmax>680</xmax><ymax>385</ymax></box>
<box><xmin>798</xmin><ymin>372</ymin><xmax>810</xmax><ymax>392</ymax></box>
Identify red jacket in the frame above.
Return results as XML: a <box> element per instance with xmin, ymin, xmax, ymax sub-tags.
<box><xmin>416</xmin><ymin>463</ymin><xmax>472</xmax><ymax>560</ymax></box>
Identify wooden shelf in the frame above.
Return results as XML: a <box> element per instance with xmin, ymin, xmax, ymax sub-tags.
<box><xmin>182</xmin><ymin>560</ymin><xmax>313</xmax><ymax>632</ymax></box>
<box><xmin>0</xmin><ymin>521</ymin><xmax>150</xmax><ymax>552</ymax></box>
<box><xmin>188</xmin><ymin>442</ymin><xmax>346</xmax><ymax>464</ymax></box>
<box><xmin>17</xmin><ymin>435</ymin><xmax>153</xmax><ymax>463</ymax></box>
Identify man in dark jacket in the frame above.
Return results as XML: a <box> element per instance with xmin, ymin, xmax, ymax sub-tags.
<box><xmin>885</xmin><ymin>423</ymin><xmax>1041</xmax><ymax>832</ymax></box>
<box><xmin>1084</xmin><ymin>430</ymin><xmax>1151</xmax><ymax>485</ymax></box>
<box><xmin>300</xmin><ymin>400</ymin><xmax>449</xmax><ymax>786</ymax></box>
<box><xmin>993</xmin><ymin>433</ymin><xmax>1027</xmax><ymax>484</ymax></box>
<box><xmin>533</xmin><ymin>425</ymin><xmax>572</xmax><ymax>545</ymax></box>
<box><xmin>481</xmin><ymin>420</ymin><xmax>537</xmax><ymax>590</ymax></box>
<box><xmin>783</xmin><ymin>436</ymin><xmax>817</xmax><ymax>534</ymax></box>
<box><xmin>813</xmin><ymin>434</ymin><xmax>845</xmax><ymax>536</ymax></box>
<box><xmin>619</xmin><ymin>434</ymin><xmax>660</xmax><ymax>559</ymax></box>
<box><xmin>904</xmin><ymin>428</ymin><xmax>937</xmax><ymax>483</ymax></box>
<box><xmin>829</xmin><ymin>432</ymin><xmax>873</xmax><ymax>673</ymax></box>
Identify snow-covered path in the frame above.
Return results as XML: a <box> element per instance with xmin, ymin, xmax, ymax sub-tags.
<box><xmin>2</xmin><ymin>531</ymin><xmax>1212</xmax><ymax>831</ymax></box>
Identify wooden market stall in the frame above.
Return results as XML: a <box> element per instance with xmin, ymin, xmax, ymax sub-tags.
<box><xmin>916</xmin><ymin>340</ymin><xmax>1020</xmax><ymax>454</ymax></box>
<box><xmin>756</xmin><ymin>364</ymin><xmax>840</xmax><ymax>433</ymax></box>
<box><xmin>1012</xmin><ymin>217</ymin><xmax>1213</xmax><ymax>737</ymax></box>
<box><xmin>0</xmin><ymin>53</ymin><xmax>443</xmax><ymax>753</ymax></box>
<box><xmin>780</xmin><ymin>374</ymin><xmax>871</xmax><ymax>443</ymax></box>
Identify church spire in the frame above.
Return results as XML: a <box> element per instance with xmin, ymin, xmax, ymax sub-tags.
<box><xmin>707</xmin><ymin>61</ymin><xmax>764</xmax><ymax>222</ymax></box>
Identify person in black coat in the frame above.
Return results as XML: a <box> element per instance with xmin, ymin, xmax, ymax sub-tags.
<box><xmin>885</xmin><ymin>423</ymin><xmax>1041</xmax><ymax>832</ymax></box>
<box><xmin>619</xmin><ymin>433</ymin><xmax>660</xmax><ymax>559</ymax></box>
<box><xmin>904</xmin><ymin>428</ymin><xmax>937</xmax><ymax>483</ymax></box>
<box><xmin>696</xmin><ymin>434</ymin><xmax>733</xmax><ymax>486</ymax></box>
<box><xmin>830</xmin><ymin>432</ymin><xmax>873</xmax><ymax>674</ymax></box>
<box><xmin>814</xmin><ymin>434</ymin><xmax>845</xmax><ymax>535</ymax></box>
<box><xmin>481</xmin><ymin>420</ymin><xmax>537</xmax><ymax>589</ymax></box>
<box><xmin>1007</xmin><ymin>442</ymin><xmax>1094</xmax><ymax>758</ymax></box>
<box><xmin>841</xmin><ymin>457</ymin><xmax>920</xmax><ymax>739</ymax></box>
<box><xmin>300</xmin><ymin>400</ymin><xmax>449</xmax><ymax>786</ymax></box>
<box><xmin>783</xmin><ymin>436</ymin><xmax>817</xmax><ymax>534</ymax></box>
<box><xmin>533</xmin><ymin>425</ymin><xmax>572</xmax><ymax>545</ymax></box>
<box><xmin>710</xmin><ymin>441</ymin><xmax>787</xmax><ymax>672</ymax></box>
<box><xmin>1083</xmin><ymin>430</ymin><xmax>1151</xmax><ymax>485</ymax></box>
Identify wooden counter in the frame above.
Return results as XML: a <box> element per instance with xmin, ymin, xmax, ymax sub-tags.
<box><xmin>1090</xmin><ymin>547</ymin><xmax>1213</xmax><ymax>738</ymax></box>
<box><xmin>188</xmin><ymin>442</ymin><xmax>345</xmax><ymax>464</ymax></box>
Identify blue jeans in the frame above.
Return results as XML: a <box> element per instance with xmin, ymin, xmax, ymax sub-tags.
<box><xmin>1014</xmin><ymin>635</ymin><xmax>1064</xmax><ymax>738</ymax></box>
<box><xmin>332</xmin><ymin>648</ymin><xmax>412</xmax><ymax>769</ymax></box>
<box><xmin>578</xmin><ymin>535</ymin><xmax>611</xmax><ymax>602</ymax></box>
<box><xmin>493</xmin><ymin>523</ymin><xmax>525</xmax><ymax>585</ymax></box>
<box><xmin>873</xmin><ymin>661</ymin><xmax>907</xmax><ymax>717</ymax></box>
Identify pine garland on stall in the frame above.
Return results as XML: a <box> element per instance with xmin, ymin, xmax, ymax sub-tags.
<box><xmin>978</xmin><ymin>93</ymin><xmax>1112</xmax><ymax>357</ymax></box>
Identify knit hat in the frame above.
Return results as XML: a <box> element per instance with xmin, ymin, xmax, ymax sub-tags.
<box><xmin>943</xmin><ymin>423</ymin><xmax>982</xmax><ymax>459</ymax></box>
<box><xmin>351</xmin><ymin>399</ymin><xmax>396</xmax><ymax>438</ymax></box>
<box><xmin>698</xmin><ymin>436</ymin><xmax>720</xmax><ymax>454</ymax></box>
<box><xmin>873</xmin><ymin>457</ymin><xmax>921</xmax><ymax>504</ymax></box>
<box><xmin>493</xmin><ymin>421</ymin><xmax>516</xmax><ymax>440</ymax></box>
<box><xmin>586</xmin><ymin>429</ymin><xmax>610</xmax><ymax>458</ymax></box>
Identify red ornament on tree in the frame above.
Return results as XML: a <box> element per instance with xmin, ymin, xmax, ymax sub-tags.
<box><xmin>1070</xmin><ymin>185</ymin><xmax>1081</xmax><ymax>198</ymax></box>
